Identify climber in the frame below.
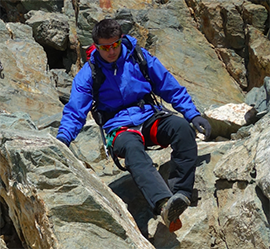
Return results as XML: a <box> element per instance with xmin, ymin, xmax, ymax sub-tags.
<box><xmin>56</xmin><ymin>19</ymin><xmax>211</xmax><ymax>232</ymax></box>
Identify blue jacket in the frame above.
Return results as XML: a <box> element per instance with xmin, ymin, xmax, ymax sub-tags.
<box><xmin>57</xmin><ymin>35</ymin><xmax>200</xmax><ymax>144</ymax></box>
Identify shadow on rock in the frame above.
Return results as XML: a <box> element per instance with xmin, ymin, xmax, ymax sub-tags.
<box><xmin>109</xmin><ymin>160</ymin><xmax>200</xmax><ymax>241</ymax></box>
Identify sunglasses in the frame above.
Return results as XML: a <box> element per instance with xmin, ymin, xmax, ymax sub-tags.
<box><xmin>96</xmin><ymin>38</ymin><xmax>122</xmax><ymax>52</ymax></box>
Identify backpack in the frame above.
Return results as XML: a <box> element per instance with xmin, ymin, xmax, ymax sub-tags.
<box><xmin>86</xmin><ymin>43</ymin><xmax>96</xmax><ymax>61</ymax></box>
<box><xmin>88</xmin><ymin>36</ymin><xmax>162</xmax><ymax>126</ymax></box>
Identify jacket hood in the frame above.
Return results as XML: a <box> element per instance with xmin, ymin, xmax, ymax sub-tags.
<box><xmin>121</xmin><ymin>34</ymin><xmax>137</xmax><ymax>55</ymax></box>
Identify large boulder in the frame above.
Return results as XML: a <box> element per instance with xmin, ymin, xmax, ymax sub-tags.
<box><xmin>25</xmin><ymin>10</ymin><xmax>69</xmax><ymax>51</ymax></box>
<box><xmin>0</xmin><ymin>112</ymin><xmax>154</xmax><ymax>249</ymax></box>
<box><xmin>186</xmin><ymin>0</ymin><xmax>270</xmax><ymax>89</ymax></box>
<box><xmin>0</xmin><ymin>20</ymin><xmax>63</xmax><ymax>122</ymax></box>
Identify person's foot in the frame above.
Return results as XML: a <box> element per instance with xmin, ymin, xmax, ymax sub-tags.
<box><xmin>160</xmin><ymin>193</ymin><xmax>190</xmax><ymax>232</ymax></box>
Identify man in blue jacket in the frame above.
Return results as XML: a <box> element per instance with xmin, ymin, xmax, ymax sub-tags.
<box><xmin>57</xmin><ymin>19</ymin><xmax>211</xmax><ymax>232</ymax></box>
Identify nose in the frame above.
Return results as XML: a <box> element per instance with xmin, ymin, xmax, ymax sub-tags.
<box><xmin>108</xmin><ymin>46</ymin><xmax>115</xmax><ymax>53</ymax></box>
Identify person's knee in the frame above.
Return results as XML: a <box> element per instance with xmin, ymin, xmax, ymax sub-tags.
<box><xmin>113</xmin><ymin>132</ymin><xmax>144</xmax><ymax>155</ymax></box>
<box><xmin>173</xmin><ymin>117</ymin><xmax>196</xmax><ymax>140</ymax></box>
<box><xmin>170</xmin><ymin>117</ymin><xmax>197</xmax><ymax>151</ymax></box>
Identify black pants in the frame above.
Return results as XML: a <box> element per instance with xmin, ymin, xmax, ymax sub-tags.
<box><xmin>113</xmin><ymin>115</ymin><xmax>197</xmax><ymax>210</ymax></box>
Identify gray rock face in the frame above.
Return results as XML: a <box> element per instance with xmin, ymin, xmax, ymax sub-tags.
<box><xmin>246</xmin><ymin>76</ymin><xmax>270</xmax><ymax>116</ymax></box>
<box><xmin>25</xmin><ymin>10</ymin><xmax>69</xmax><ymax>51</ymax></box>
<box><xmin>0</xmin><ymin>19</ymin><xmax>63</xmax><ymax>123</ymax></box>
<box><xmin>204</xmin><ymin>103</ymin><xmax>257</xmax><ymax>139</ymax></box>
<box><xmin>0</xmin><ymin>0</ymin><xmax>270</xmax><ymax>248</ymax></box>
<box><xmin>186</xmin><ymin>0</ymin><xmax>270</xmax><ymax>90</ymax></box>
<box><xmin>0</xmin><ymin>117</ymin><xmax>154</xmax><ymax>249</ymax></box>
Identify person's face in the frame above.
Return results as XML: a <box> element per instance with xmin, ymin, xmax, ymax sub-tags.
<box><xmin>96</xmin><ymin>36</ymin><xmax>122</xmax><ymax>63</ymax></box>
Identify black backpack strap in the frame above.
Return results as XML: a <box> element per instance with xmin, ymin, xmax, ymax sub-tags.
<box><xmin>88</xmin><ymin>59</ymin><xmax>126</xmax><ymax>171</ymax></box>
<box><xmin>122</xmin><ymin>36</ymin><xmax>151</xmax><ymax>83</ymax></box>
<box><xmin>132</xmin><ymin>44</ymin><xmax>165</xmax><ymax>112</ymax></box>
<box><xmin>88</xmin><ymin>60</ymin><xmax>106</xmax><ymax>103</ymax></box>
<box><xmin>133</xmin><ymin>44</ymin><xmax>152</xmax><ymax>85</ymax></box>
<box><xmin>88</xmin><ymin>60</ymin><xmax>107</xmax><ymax>126</ymax></box>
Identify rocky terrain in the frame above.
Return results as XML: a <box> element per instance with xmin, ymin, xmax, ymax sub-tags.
<box><xmin>0</xmin><ymin>0</ymin><xmax>269</xmax><ymax>248</ymax></box>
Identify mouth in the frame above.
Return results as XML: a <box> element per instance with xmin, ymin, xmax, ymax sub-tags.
<box><xmin>108</xmin><ymin>54</ymin><xmax>116</xmax><ymax>59</ymax></box>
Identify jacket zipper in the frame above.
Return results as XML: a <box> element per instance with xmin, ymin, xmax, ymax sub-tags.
<box><xmin>113</xmin><ymin>62</ymin><xmax>117</xmax><ymax>76</ymax></box>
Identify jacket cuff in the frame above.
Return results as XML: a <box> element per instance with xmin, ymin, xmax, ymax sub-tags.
<box><xmin>56</xmin><ymin>136</ymin><xmax>70</xmax><ymax>147</ymax></box>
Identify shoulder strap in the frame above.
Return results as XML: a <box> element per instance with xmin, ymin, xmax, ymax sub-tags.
<box><xmin>88</xmin><ymin>60</ymin><xmax>106</xmax><ymax>102</ymax></box>
<box><xmin>122</xmin><ymin>36</ymin><xmax>153</xmax><ymax>87</ymax></box>
<box><xmin>133</xmin><ymin>44</ymin><xmax>153</xmax><ymax>86</ymax></box>
<box><xmin>132</xmin><ymin>43</ymin><xmax>164</xmax><ymax>110</ymax></box>
<box><xmin>88</xmin><ymin>60</ymin><xmax>106</xmax><ymax>126</ymax></box>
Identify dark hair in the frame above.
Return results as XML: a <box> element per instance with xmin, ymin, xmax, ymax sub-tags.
<box><xmin>92</xmin><ymin>19</ymin><xmax>122</xmax><ymax>44</ymax></box>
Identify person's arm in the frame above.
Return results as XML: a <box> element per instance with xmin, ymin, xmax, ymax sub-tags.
<box><xmin>57</xmin><ymin>63</ymin><xmax>93</xmax><ymax>146</ymax></box>
<box><xmin>143</xmin><ymin>49</ymin><xmax>199</xmax><ymax>120</ymax></box>
<box><xmin>143</xmin><ymin>49</ymin><xmax>211</xmax><ymax>138</ymax></box>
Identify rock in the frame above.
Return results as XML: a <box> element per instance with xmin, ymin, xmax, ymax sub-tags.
<box><xmin>21</xmin><ymin>0</ymin><xmax>63</xmax><ymax>13</ymax></box>
<box><xmin>215</xmin><ymin>182</ymin><xmax>269</xmax><ymax>249</ymax></box>
<box><xmin>247</xmin><ymin>26</ymin><xmax>270</xmax><ymax>90</ymax></box>
<box><xmin>0</xmin><ymin>238</ymin><xmax>8</xmax><ymax>249</ymax></box>
<box><xmin>220</xmin><ymin>3</ymin><xmax>245</xmax><ymax>50</ymax></box>
<box><xmin>50</xmin><ymin>69</ymin><xmax>73</xmax><ymax>104</ymax></box>
<box><xmin>0</xmin><ymin>0</ymin><xmax>270</xmax><ymax>248</ymax></box>
<box><xmin>214</xmin><ymin>111</ymin><xmax>270</xmax><ymax>186</ymax></box>
<box><xmin>5</xmin><ymin>22</ymin><xmax>34</xmax><ymax>40</ymax></box>
<box><xmin>249</xmin><ymin>113</ymin><xmax>270</xmax><ymax>200</ymax></box>
<box><xmin>0</xmin><ymin>1</ymin><xmax>27</xmax><ymax>23</ymax></box>
<box><xmin>0</xmin><ymin>112</ymin><xmax>37</xmax><ymax>130</ymax></box>
<box><xmin>245</xmin><ymin>76</ymin><xmax>270</xmax><ymax>116</ymax></box>
<box><xmin>186</xmin><ymin>0</ymin><xmax>270</xmax><ymax>92</ymax></box>
<box><xmin>36</xmin><ymin>112</ymin><xmax>63</xmax><ymax>130</ymax></box>
<box><xmin>204</xmin><ymin>103</ymin><xmax>257</xmax><ymax>139</ymax></box>
<box><xmin>25</xmin><ymin>10</ymin><xmax>69</xmax><ymax>51</ymax></box>
<box><xmin>242</xmin><ymin>2</ymin><xmax>268</xmax><ymax>33</ymax></box>
<box><xmin>231</xmin><ymin>124</ymin><xmax>253</xmax><ymax>140</ymax></box>
<box><xmin>0</xmin><ymin>22</ymin><xmax>63</xmax><ymax>122</ymax></box>
<box><xmin>0</xmin><ymin>20</ymin><xmax>10</xmax><ymax>43</ymax></box>
<box><xmin>216</xmin><ymin>48</ymin><xmax>247</xmax><ymax>89</ymax></box>
<box><xmin>0</xmin><ymin>120</ymin><xmax>155</xmax><ymax>249</ymax></box>
<box><xmin>250</xmin><ymin>0</ymin><xmax>269</xmax><ymax>11</ymax></box>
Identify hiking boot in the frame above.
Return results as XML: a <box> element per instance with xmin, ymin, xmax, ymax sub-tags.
<box><xmin>160</xmin><ymin>193</ymin><xmax>190</xmax><ymax>232</ymax></box>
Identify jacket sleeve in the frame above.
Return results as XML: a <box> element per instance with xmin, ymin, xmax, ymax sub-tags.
<box><xmin>142</xmin><ymin>48</ymin><xmax>200</xmax><ymax>122</ymax></box>
<box><xmin>57</xmin><ymin>63</ymin><xmax>93</xmax><ymax>145</ymax></box>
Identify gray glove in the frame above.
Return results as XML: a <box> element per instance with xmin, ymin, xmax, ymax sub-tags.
<box><xmin>192</xmin><ymin>116</ymin><xmax>211</xmax><ymax>139</ymax></box>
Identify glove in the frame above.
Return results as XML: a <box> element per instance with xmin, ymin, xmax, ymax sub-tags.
<box><xmin>192</xmin><ymin>116</ymin><xmax>211</xmax><ymax>139</ymax></box>
<box><xmin>57</xmin><ymin>136</ymin><xmax>70</xmax><ymax>147</ymax></box>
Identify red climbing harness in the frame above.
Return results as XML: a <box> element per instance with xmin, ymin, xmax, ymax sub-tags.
<box><xmin>111</xmin><ymin>118</ymin><xmax>169</xmax><ymax>148</ymax></box>
<box><xmin>149</xmin><ymin>118</ymin><xmax>168</xmax><ymax>148</ymax></box>
<box><xmin>112</xmin><ymin>126</ymin><xmax>145</xmax><ymax>147</ymax></box>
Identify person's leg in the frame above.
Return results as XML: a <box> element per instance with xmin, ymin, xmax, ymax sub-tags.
<box><xmin>143</xmin><ymin>114</ymin><xmax>197</xmax><ymax>232</ymax></box>
<box><xmin>113</xmin><ymin>131</ymin><xmax>172</xmax><ymax>210</ymax></box>
<box><xmin>154</xmin><ymin>115</ymin><xmax>198</xmax><ymax>200</ymax></box>
<box><xmin>143</xmin><ymin>115</ymin><xmax>197</xmax><ymax>200</ymax></box>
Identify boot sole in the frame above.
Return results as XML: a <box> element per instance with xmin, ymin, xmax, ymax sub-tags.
<box><xmin>161</xmin><ymin>193</ymin><xmax>190</xmax><ymax>232</ymax></box>
<box><xmin>167</xmin><ymin>195</ymin><xmax>189</xmax><ymax>222</ymax></box>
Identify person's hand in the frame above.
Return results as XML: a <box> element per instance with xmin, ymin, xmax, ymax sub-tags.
<box><xmin>192</xmin><ymin>116</ymin><xmax>211</xmax><ymax>139</ymax></box>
